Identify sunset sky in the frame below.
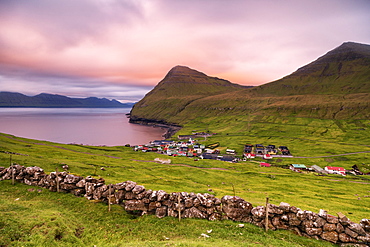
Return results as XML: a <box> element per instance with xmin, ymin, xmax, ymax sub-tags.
<box><xmin>0</xmin><ymin>0</ymin><xmax>369</xmax><ymax>102</ymax></box>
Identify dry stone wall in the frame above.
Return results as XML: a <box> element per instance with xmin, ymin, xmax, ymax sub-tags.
<box><xmin>1</xmin><ymin>165</ymin><xmax>369</xmax><ymax>246</ymax></box>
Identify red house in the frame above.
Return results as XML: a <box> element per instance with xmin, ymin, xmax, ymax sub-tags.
<box><xmin>324</xmin><ymin>166</ymin><xmax>346</xmax><ymax>176</ymax></box>
<box><xmin>260</xmin><ymin>162</ymin><xmax>271</xmax><ymax>167</ymax></box>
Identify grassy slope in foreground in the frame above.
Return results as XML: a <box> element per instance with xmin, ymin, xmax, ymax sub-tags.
<box><xmin>0</xmin><ymin>181</ymin><xmax>336</xmax><ymax>247</ymax></box>
<box><xmin>0</xmin><ymin>122</ymin><xmax>369</xmax><ymax>246</ymax></box>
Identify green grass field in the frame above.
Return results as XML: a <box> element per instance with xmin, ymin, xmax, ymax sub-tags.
<box><xmin>1</xmin><ymin>115</ymin><xmax>369</xmax><ymax>246</ymax></box>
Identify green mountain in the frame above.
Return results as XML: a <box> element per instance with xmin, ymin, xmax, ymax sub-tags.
<box><xmin>129</xmin><ymin>65</ymin><xmax>248</xmax><ymax>125</ymax></box>
<box><xmin>130</xmin><ymin>42</ymin><xmax>370</xmax><ymax>125</ymax></box>
<box><xmin>0</xmin><ymin>92</ymin><xmax>133</xmax><ymax>108</ymax></box>
<box><xmin>252</xmin><ymin>42</ymin><xmax>370</xmax><ymax>96</ymax></box>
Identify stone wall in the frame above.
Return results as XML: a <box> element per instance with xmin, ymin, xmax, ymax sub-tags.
<box><xmin>1</xmin><ymin>165</ymin><xmax>369</xmax><ymax>246</ymax></box>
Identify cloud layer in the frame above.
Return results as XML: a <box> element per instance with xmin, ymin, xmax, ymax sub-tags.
<box><xmin>0</xmin><ymin>0</ymin><xmax>369</xmax><ymax>101</ymax></box>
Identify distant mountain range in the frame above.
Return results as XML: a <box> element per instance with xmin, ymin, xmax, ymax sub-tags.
<box><xmin>0</xmin><ymin>92</ymin><xmax>134</xmax><ymax>108</ymax></box>
<box><xmin>130</xmin><ymin>42</ymin><xmax>370</xmax><ymax>125</ymax></box>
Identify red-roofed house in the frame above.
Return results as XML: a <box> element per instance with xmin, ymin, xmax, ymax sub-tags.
<box><xmin>260</xmin><ymin>162</ymin><xmax>271</xmax><ymax>167</ymax></box>
<box><xmin>324</xmin><ymin>166</ymin><xmax>346</xmax><ymax>176</ymax></box>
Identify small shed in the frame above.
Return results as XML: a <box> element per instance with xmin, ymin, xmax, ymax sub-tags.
<box><xmin>290</xmin><ymin>164</ymin><xmax>307</xmax><ymax>172</ymax></box>
<box><xmin>324</xmin><ymin>166</ymin><xmax>346</xmax><ymax>176</ymax></box>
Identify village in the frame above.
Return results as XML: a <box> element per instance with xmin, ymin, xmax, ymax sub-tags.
<box><xmin>133</xmin><ymin>133</ymin><xmax>368</xmax><ymax>177</ymax></box>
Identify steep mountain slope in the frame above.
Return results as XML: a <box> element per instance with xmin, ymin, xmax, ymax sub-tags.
<box><xmin>129</xmin><ymin>65</ymin><xmax>248</xmax><ymax>124</ymax></box>
<box><xmin>0</xmin><ymin>92</ymin><xmax>131</xmax><ymax>108</ymax></box>
<box><xmin>251</xmin><ymin>42</ymin><xmax>370</xmax><ymax>96</ymax></box>
<box><xmin>130</xmin><ymin>42</ymin><xmax>370</xmax><ymax>125</ymax></box>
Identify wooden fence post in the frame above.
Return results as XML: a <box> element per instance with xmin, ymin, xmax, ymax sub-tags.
<box><xmin>178</xmin><ymin>193</ymin><xmax>181</xmax><ymax>222</ymax></box>
<box><xmin>265</xmin><ymin>197</ymin><xmax>269</xmax><ymax>232</ymax></box>
<box><xmin>56</xmin><ymin>167</ymin><xmax>60</xmax><ymax>192</ymax></box>
<box><xmin>108</xmin><ymin>184</ymin><xmax>111</xmax><ymax>212</ymax></box>
<box><xmin>11</xmin><ymin>164</ymin><xmax>15</xmax><ymax>185</ymax></box>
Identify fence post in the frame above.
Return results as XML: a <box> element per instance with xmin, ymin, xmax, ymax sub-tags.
<box><xmin>265</xmin><ymin>197</ymin><xmax>269</xmax><ymax>232</ymax></box>
<box><xmin>108</xmin><ymin>184</ymin><xmax>111</xmax><ymax>212</ymax></box>
<box><xmin>10</xmin><ymin>159</ymin><xmax>15</xmax><ymax>185</ymax></box>
<box><xmin>56</xmin><ymin>167</ymin><xmax>60</xmax><ymax>192</ymax></box>
<box><xmin>178</xmin><ymin>193</ymin><xmax>181</xmax><ymax>222</ymax></box>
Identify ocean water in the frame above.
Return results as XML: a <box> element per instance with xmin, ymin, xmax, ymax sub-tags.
<box><xmin>0</xmin><ymin>108</ymin><xmax>165</xmax><ymax>146</ymax></box>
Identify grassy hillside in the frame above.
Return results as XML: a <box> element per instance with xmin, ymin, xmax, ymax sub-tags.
<box><xmin>252</xmin><ymin>42</ymin><xmax>370</xmax><ymax>96</ymax></box>
<box><xmin>1</xmin><ymin>115</ymin><xmax>370</xmax><ymax>246</ymax></box>
<box><xmin>130</xmin><ymin>66</ymin><xmax>247</xmax><ymax>124</ymax></box>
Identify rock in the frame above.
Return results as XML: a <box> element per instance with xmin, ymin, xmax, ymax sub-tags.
<box><xmin>348</xmin><ymin>223</ymin><xmax>367</xmax><ymax>236</ymax></box>
<box><xmin>345</xmin><ymin>228</ymin><xmax>358</xmax><ymax>238</ymax></box>
<box><xmin>337</xmin><ymin>223</ymin><xmax>345</xmax><ymax>233</ymax></box>
<box><xmin>327</xmin><ymin>215</ymin><xmax>339</xmax><ymax>224</ymax></box>
<box><xmin>132</xmin><ymin>185</ymin><xmax>145</xmax><ymax>194</ymax></box>
<box><xmin>114</xmin><ymin>182</ymin><xmax>126</xmax><ymax>190</ymax></box>
<box><xmin>124</xmin><ymin>200</ymin><xmax>148</xmax><ymax>211</ymax></box>
<box><xmin>321</xmin><ymin>231</ymin><xmax>338</xmax><ymax>243</ymax></box>
<box><xmin>305</xmin><ymin>227</ymin><xmax>323</xmax><ymax>236</ymax></box>
<box><xmin>319</xmin><ymin>209</ymin><xmax>327</xmax><ymax>218</ymax></box>
<box><xmin>76</xmin><ymin>179</ymin><xmax>86</xmax><ymax>188</ymax></box>
<box><xmin>251</xmin><ymin>206</ymin><xmax>265</xmax><ymax>218</ymax></box>
<box><xmin>209</xmin><ymin>212</ymin><xmax>222</xmax><ymax>221</ymax></box>
<box><xmin>356</xmin><ymin>235</ymin><xmax>370</xmax><ymax>243</ymax></box>
<box><xmin>302</xmin><ymin>220</ymin><xmax>314</xmax><ymax>229</ymax></box>
<box><xmin>156</xmin><ymin>190</ymin><xmax>168</xmax><ymax>201</ymax></box>
<box><xmin>184</xmin><ymin>198</ymin><xmax>193</xmax><ymax>208</ymax></box>
<box><xmin>314</xmin><ymin>216</ymin><xmax>327</xmax><ymax>228</ymax></box>
<box><xmin>183</xmin><ymin>207</ymin><xmax>206</xmax><ymax>219</ymax></box>
<box><xmin>125</xmin><ymin>181</ymin><xmax>137</xmax><ymax>191</ymax></box>
<box><xmin>272</xmin><ymin>216</ymin><xmax>289</xmax><ymax>230</ymax></box>
<box><xmin>359</xmin><ymin>219</ymin><xmax>370</xmax><ymax>233</ymax></box>
<box><xmin>287</xmin><ymin>212</ymin><xmax>301</xmax><ymax>226</ymax></box>
<box><xmin>268</xmin><ymin>204</ymin><xmax>284</xmax><ymax>215</ymax></box>
<box><xmin>64</xmin><ymin>174</ymin><xmax>82</xmax><ymax>184</ymax></box>
<box><xmin>339</xmin><ymin>233</ymin><xmax>358</xmax><ymax>243</ymax></box>
<box><xmin>149</xmin><ymin>190</ymin><xmax>158</xmax><ymax>201</ymax></box>
<box><xmin>221</xmin><ymin>196</ymin><xmax>253</xmax><ymax>221</ymax></box>
<box><xmin>155</xmin><ymin>206</ymin><xmax>167</xmax><ymax>218</ymax></box>
<box><xmin>323</xmin><ymin>223</ymin><xmax>337</xmax><ymax>232</ymax></box>
<box><xmin>279</xmin><ymin>202</ymin><xmax>290</xmax><ymax>212</ymax></box>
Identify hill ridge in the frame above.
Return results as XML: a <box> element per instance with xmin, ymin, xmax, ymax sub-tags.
<box><xmin>0</xmin><ymin>92</ymin><xmax>132</xmax><ymax>108</ymax></box>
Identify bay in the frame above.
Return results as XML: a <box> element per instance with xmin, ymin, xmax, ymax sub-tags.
<box><xmin>0</xmin><ymin>108</ymin><xmax>165</xmax><ymax>146</ymax></box>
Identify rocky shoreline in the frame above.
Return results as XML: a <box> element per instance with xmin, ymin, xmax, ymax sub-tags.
<box><xmin>129</xmin><ymin>116</ymin><xmax>182</xmax><ymax>139</ymax></box>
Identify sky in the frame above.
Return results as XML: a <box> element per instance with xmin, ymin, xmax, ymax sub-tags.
<box><xmin>0</xmin><ymin>0</ymin><xmax>369</xmax><ymax>102</ymax></box>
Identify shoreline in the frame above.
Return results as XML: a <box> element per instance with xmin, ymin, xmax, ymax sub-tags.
<box><xmin>129</xmin><ymin>119</ymin><xmax>182</xmax><ymax>139</ymax></box>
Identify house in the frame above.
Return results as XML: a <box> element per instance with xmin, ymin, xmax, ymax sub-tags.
<box><xmin>290</xmin><ymin>164</ymin><xmax>307</xmax><ymax>172</ymax></box>
<box><xmin>226</xmin><ymin>149</ymin><xmax>236</xmax><ymax>154</ymax></box>
<box><xmin>260</xmin><ymin>162</ymin><xmax>271</xmax><ymax>167</ymax></box>
<box><xmin>263</xmin><ymin>154</ymin><xmax>272</xmax><ymax>159</ymax></box>
<box><xmin>244</xmin><ymin>153</ymin><xmax>256</xmax><ymax>159</ymax></box>
<box><xmin>310</xmin><ymin>165</ymin><xmax>328</xmax><ymax>174</ymax></box>
<box><xmin>324</xmin><ymin>166</ymin><xmax>346</xmax><ymax>176</ymax></box>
